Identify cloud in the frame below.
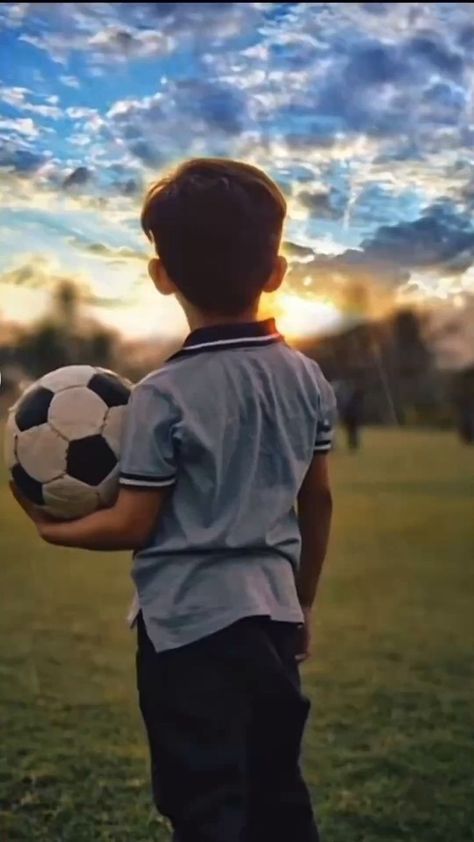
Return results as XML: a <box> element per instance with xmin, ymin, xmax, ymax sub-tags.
<box><xmin>289</xmin><ymin>248</ymin><xmax>407</xmax><ymax>297</ymax></box>
<box><xmin>406</xmin><ymin>33</ymin><xmax>464</xmax><ymax>79</ymax></box>
<box><xmin>250</xmin><ymin>9</ymin><xmax>473</xmax><ymax>151</ymax></box>
<box><xmin>287</xmin><ymin>201</ymin><xmax>474</xmax><ymax>311</ymax></box>
<box><xmin>360</xmin><ymin>202</ymin><xmax>474</xmax><ymax>275</ymax></box>
<box><xmin>0</xmin><ymin>256</ymin><xmax>131</xmax><ymax>309</ymax></box>
<box><xmin>120</xmin><ymin>177</ymin><xmax>141</xmax><ymax>197</ymax></box>
<box><xmin>1</xmin><ymin>261</ymin><xmax>43</xmax><ymax>287</ymax></box>
<box><xmin>63</xmin><ymin>166</ymin><xmax>92</xmax><ymax>189</ymax></box>
<box><xmin>298</xmin><ymin>190</ymin><xmax>343</xmax><ymax>220</ymax></box>
<box><xmin>0</xmin><ymin>255</ymin><xmax>69</xmax><ymax>291</ymax></box>
<box><xmin>66</xmin><ymin>107</ymin><xmax>98</xmax><ymax>120</ymax></box>
<box><xmin>0</xmin><ymin>117</ymin><xmax>39</xmax><ymax>139</ymax></box>
<box><xmin>10</xmin><ymin>3</ymin><xmax>264</xmax><ymax>67</ymax></box>
<box><xmin>173</xmin><ymin>80</ymin><xmax>246</xmax><ymax>134</ymax></box>
<box><xmin>69</xmin><ymin>236</ymin><xmax>146</xmax><ymax>263</ymax></box>
<box><xmin>0</xmin><ymin>146</ymin><xmax>45</xmax><ymax>174</ymax></box>
<box><xmin>3</xmin><ymin>0</ymin><xmax>474</xmax><ymax>318</ymax></box>
<box><xmin>0</xmin><ymin>85</ymin><xmax>62</xmax><ymax>129</ymax></box>
<box><xmin>0</xmin><ymin>85</ymin><xmax>30</xmax><ymax>107</ymax></box>
<box><xmin>88</xmin><ymin>26</ymin><xmax>172</xmax><ymax>61</ymax></box>
<box><xmin>128</xmin><ymin>140</ymin><xmax>164</xmax><ymax>167</ymax></box>
<box><xmin>103</xmin><ymin>79</ymin><xmax>248</xmax><ymax>168</ymax></box>
<box><xmin>283</xmin><ymin>241</ymin><xmax>315</xmax><ymax>261</ymax></box>
<box><xmin>125</xmin><ymin>2</ymin><xmax>264</xmax><ymax>44</ymax></box>
<box><xmin>59</xmin><ymin>74</ymin><xmax>80</xmax><ymax>89</ymax></box>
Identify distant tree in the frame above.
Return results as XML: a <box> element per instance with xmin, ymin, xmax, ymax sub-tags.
<box><xmin>15</xmin><ymin>280</ymin><xmax>117</xmax><ymax>378</ymax></box>
<box><xmin>296</xmin><ymin>306</ymin><xmax>445</xmax><ymax>426</ymax></box>
<box><xmin>388</xmin><ymin>309</ymin><xmax>438</xmax><ymax>423</ymax></box>
<box><xmin>18</xmin><ymin>322</ymin><xmax>71</xmax><ymax>378</ymax></box>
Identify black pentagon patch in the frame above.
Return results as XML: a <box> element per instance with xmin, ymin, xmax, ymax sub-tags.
<box><xmin>12</xmin><ymin>463</ymin><xmax>44</xmax><ymax>505</ymax></box>
<box><xmin>88</xmin><ymin>373</ymin><xmax>131</xmax><ymax>408</ymax></box>
<box><xmin>15</xmin><ymin>387</ymin><xmax>54</xmax><ymax>432</ymax></box>
<box><xmin>67</xmin><ymin>435</ymin><xmax>117</xmax><ymax>486</ymax></box>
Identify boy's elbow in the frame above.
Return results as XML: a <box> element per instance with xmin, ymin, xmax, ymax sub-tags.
<box><xmin>128</xmin><ymin>533</ymin><xmax>149</xmax><ymax>551</ymax></box>
<box><xmin>313</xmin><ymin>487</ymin><xmax>333</xmax><ymax>516</ymax></box>
<box><xmin>323</xmin><ymin>487</ymin><xmax>333</xmax><ymax>510</ymax></box>
<box><xmin>123</xmin><ymin>518</ymin><xmax>155</xmax><ymax>550</ymax></box>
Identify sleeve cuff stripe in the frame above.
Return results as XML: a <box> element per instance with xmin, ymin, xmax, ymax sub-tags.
<box><xmin>314</xmin><ymin>444</ymin><xmax>331</xmax><ymax>452</ymax></box>
<box><xmin>119</xmin><ymin>471</ymin><xmax>176</xmax><ymax>488</ymax></box>
<box><xmin>120</xmin><ymin>470</ymin><xmax>175</xmax><ymax>481</ymax></box>
<box><xmin>120</xmin><ymin>477</ymin><xmax>176</xmax><ymax>488</ymax></box>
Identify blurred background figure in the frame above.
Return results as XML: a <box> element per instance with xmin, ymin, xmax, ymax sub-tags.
<box><xmin>452</xmin><ymin>367</ymin><xmax>474</xmax><ymax>444</ymax></box>
<box><xmin>335</xmin><ymin>380</ymin><xmax>364</xmax><ymax>451</ymax></box>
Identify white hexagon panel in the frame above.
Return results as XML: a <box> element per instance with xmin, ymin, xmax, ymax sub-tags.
<box><xmin>40</xmin><ymin>365</ymin><xmax>97</xmax><ymax>393</ymax></box>
<box><xmin>16</xmin><ymin>425</ymin><xmax>67</xmax><ymax>482</ymax></box>
<box><xmin>102</xmin><ymin>405</ymin><xmax>127</xmax><ymax>457</ymax></box>
<box><xmin>43</xmin><ymin>476</ymin><xmax>100</xmax><ymax>520</ymax></box>
<box><xmin>48</xmin><ymin>387</ymin><xmax>107</xmax><ymax>440</ymax></box>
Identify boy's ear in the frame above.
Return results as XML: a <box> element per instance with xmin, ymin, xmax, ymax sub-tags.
<box><xmin>148</xmin><ymin>258</ymin><xmax>176</xmax><ymax>296</ymax></box>
<box><xmin>263</xmin><ymin>255</ymin><xmax>287</xmax><ymax>294</ymax></box>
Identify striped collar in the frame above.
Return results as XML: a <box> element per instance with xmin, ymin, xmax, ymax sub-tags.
<box><xmin>168</xmin><ymin>318</ymin><xmax>283</xmax><ymax>360</ymax></box>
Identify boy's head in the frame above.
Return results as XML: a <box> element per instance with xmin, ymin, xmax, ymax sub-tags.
<box><xmin>141</xmin><ymin>158</ymin><xmax>287</xmax><ymax>317</ymax></box>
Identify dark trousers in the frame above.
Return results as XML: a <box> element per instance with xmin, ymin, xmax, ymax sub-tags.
<box><xmin>136</xmin><ymin>613</ymin><xmax>319</xmax><ymax>842</ymax></box>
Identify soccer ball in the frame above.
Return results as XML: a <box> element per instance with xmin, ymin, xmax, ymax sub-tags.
<box><xmin>4</xmin><ymin>365</ymin><xmax>132</xmax><ymax>520</ymax></box>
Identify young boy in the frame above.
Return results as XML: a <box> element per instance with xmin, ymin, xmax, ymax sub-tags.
<box><xmin>13</xmin><ymin>159</ymin><xmax>336</xmax><ymax>842</ymax></box>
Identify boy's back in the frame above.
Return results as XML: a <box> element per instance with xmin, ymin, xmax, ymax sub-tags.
<box><xmin>24</xmin><ymin>158</ymin><xmax>335</xmax><ymax>841</ymax></box>
<box><xmin>121</xmin><ymin>318</ymin><xmax>336</xmax><ymax>652</ymax></box>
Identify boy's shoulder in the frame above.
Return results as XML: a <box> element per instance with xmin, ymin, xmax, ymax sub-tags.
<box><xmin>132</xmin><ymin>357</ymin><xmax>196</xmax><ymax>406</ymax></box>
<box><xmin>132</xmin><ymin>344</ymin><xmax>335</xmax><ymax>411</ymax></box>
<box><xmin>285</xmin><ymin>346</ymin><xmax>331</xmax><ymax>385</ymax></box>
<box><xmin>135</xmin><ymin>364</ymin><xmax>176</xmax><ymax>395</ymax></box>
<box><xmin>285</xmin><ymin>348</ymin><xmax>337</xmax><ymax>411</ymax></box>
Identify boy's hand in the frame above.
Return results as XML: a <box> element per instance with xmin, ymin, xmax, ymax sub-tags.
<box><xmin>295</xmin><ymin>606</ymin><xmax>313</xmax><ymax>662</ymax></box>
<box><xmin>8</xmin><ymin>485</ymin><xmax>166</xmax><ymax>551</ymax></box>
<box><xmin>10</xmin><ymin>481</ymin><xmax>55</xmax><ymax>537</ymax></box>
<box><xmin>9</xmin><ymin>481</ymin><xmax>52</xmax><ymax>527</ymax></box>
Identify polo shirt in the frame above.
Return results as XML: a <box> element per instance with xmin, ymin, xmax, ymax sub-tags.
<box><xmin>119</xmin><ymin>318</ymin><xmax>337</xmax><ymax>653</ymax></box>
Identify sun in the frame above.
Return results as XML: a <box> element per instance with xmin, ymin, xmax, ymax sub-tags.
<box><xmin>263</xmin><ymin>292</ymin><xmax>344</xmax><ymax>340</ymax></box>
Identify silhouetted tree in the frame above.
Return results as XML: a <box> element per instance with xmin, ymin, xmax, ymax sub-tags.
<box><xmin>15</xmin><ymin>280</ymin><xmax>116</xmax><ymax>378</ymax></box>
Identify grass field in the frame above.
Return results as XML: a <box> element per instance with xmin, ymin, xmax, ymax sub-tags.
<box><xmin>1</xmin><ymin>428</ymin><xmax>474</xmax><ymax>841</ymax></box>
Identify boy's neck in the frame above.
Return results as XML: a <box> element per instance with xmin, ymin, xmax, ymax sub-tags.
<box><xmin>183</xmin><ymin>300</ymin><xmax>261</xmax><ymax>333</ymax></box>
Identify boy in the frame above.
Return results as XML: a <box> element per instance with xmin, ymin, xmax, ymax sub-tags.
<box><xmin>13</xmin><ymin>159</ymin><xmax>336</xmax><ymax>842</ymax></box>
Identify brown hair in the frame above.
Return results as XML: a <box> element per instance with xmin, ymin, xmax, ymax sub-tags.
<box><xmin>141</xmin><ymin>158</ymin><xmax>286</xmax><ymax>315</ymax></box>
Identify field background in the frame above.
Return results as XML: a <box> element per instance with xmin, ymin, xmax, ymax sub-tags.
<box><xmin>1</xmin><ymin>429</ymin><xmax>474</xmax><ymax>841</ymax></box>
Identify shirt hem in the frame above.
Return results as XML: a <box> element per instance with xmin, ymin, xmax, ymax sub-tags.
<box><xmin>137</xmin><ymin>604</ymin><xmax>304</xmax><ymax>653</ymax></box>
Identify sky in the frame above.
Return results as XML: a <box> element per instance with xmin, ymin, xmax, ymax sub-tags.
<box><xmin>1</xmin><ymin>2</ymin><xmax>474</xmax><ymax>343</ymax></box>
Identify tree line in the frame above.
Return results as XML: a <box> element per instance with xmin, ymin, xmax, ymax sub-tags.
<box><xmin>1</xmin><ymin>280</ymin><xmax>473</xmax><ymax>441</ymax></box>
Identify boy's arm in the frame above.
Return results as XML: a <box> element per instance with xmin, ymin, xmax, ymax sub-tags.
<box><xmin>296</xmin><ymin>453</ymin><xmax>333</xmax><ymax>610</ymax></box>
<box><xmin>11</xmin><ymin>483</ymin><xmax>167</xmax><ymax>551</ymax></box>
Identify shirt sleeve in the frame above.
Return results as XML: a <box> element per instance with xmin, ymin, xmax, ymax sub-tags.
<box><xmin>119</xmin><ymin>382</ymin><xmax>179</xmax><ymax>489</ymax></box>
<box><xmin>314</xmin><ymin>373</ymin><xmax>338</xmax><ymax>454</ymax></box>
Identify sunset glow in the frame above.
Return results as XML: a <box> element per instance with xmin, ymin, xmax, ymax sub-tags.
<box><xmin>267</xmin><ymin>293</ymin><xmax>344</xmax><ymax>340</ymax></box>
<box><xmin>1</xmin><ymin>3</ymin><xmax>474</xmax><ymax>343</ymax></box>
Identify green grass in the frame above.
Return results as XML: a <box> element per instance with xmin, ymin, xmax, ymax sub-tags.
<box><xmin>1</xmin><ymin>429</ymin><xmax>474</xmax><ymax>841</ymax></box>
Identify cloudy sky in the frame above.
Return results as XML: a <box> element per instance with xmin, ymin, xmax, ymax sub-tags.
<box><xmin>1</xmin><ymin>2</ymin><xmax>474</xmax><ymax>341</ymax></box>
